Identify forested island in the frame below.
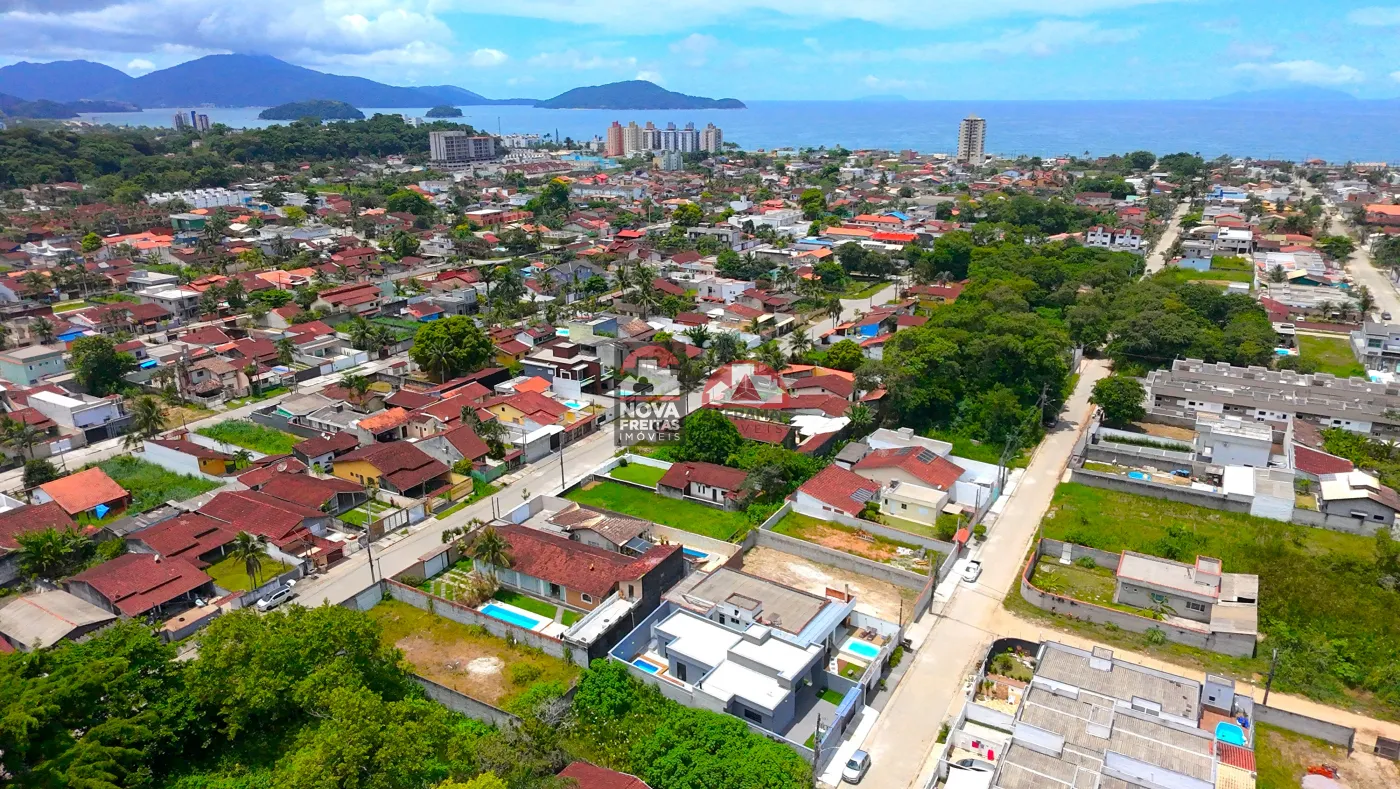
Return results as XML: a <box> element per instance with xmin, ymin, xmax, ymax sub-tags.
<box><xmin>425</xmin><ymin>105</ymin><xmax>463</xmax><ymax>117</ymax></box>
<box><xmin>258</xmin><ymin>99</ymin><xmax>364</xmax><ymax>121</ymax></box>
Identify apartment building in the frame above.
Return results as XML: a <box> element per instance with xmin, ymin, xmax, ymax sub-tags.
<box><xmin>429</xmin><ymin>130</ymin><xmax>496</xmax><ymax>165</ymax></box>
<box><xmin>1351</xmin><ymin>321</ymin><xmax>1400</xmax><ymax>372</ymax></box>
<box><xmin>1146</xmin><ymin>358</ymin><xmax>1399</xmax><ymax>437</ymax></box>
<box><xmin>956</xmin><ymin>114</ymin><xmax>986</xmax><ymax>165</ymax></box>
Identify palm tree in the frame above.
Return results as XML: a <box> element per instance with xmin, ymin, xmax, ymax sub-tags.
<box><xmin>231</xmin><ymin>449</ymin><xmax>253</xmax><ymax>470</ymax></box>
<box><xmin>124</xmin><ymin>395</ymin><xmax>167</xmax><ymax>449</ymax></box>
<box><xmin>710</xmin><ymin>331</ymin><xmax>746</xmax><ymax>365</ymax></box>
<box><xmin>788</xmin><ymin>331</ymin><xmax>815</xmax><ymax>362</ymax></box>
<box><xmin>346</xmin><ymin>316</ymin><xmax>374</xmax><ymax>350</ymax></box>
<box><xmin>537</xmin><ymin>270</ymin><xmax>556</xmax><ymax>295</ymax></box>
<box><xmin>684</xmin><ymin>324</ymin><xmax>712</xmax><ymax>349</ymax></box>
<box><xmin>276</xmin><ymin>337</ymin><xmax>295</xmax><ymax>366</ymax></box>
<box><xmin>846</xmin><ymin>403</ymin><xmax>874</xmax><ymax>435</ymax></box>
<box><xmin>1</xmin><ymin>417</ymin><xmax>43</xmax><ymax>460</ymax></box>
<box><xmin>31</xmin><ymin>317</ymin><xmax>55</xmax><ymax>344</ymax></box>
<box><xmin>757</xmin><ymin>341</ymin><xmax>787</xmax><ymax>373</ymax></box>
<box><xmin>1356</xmin><ymin>285</ymin><xmax>1376</xmax><ymax>317</ymax></box>
<box><xmin>339</xmin><ymin>373</ymin><xmax>371</xmax><ymax>401</ymax></box>
<box><xmin>470</xmin><ymin>525</ymin><xmax>513</xmax><ymax>577</ymax></box>
<box><xmin>229</xmin><ymin>531</ymin><xmax>268</xmax><ymax>588</ymax></box>
<box><xmin>17</xmin><ymin>527</ymin><xmax>91</xmax><ymax>579</ymax></box>
<box><xmin>244</xmin><ymin>363</ymin><xmax>260</xmax><ymax>398</ymax></box>
<box><xmin>826</xmin><ymin>296</ymin><xmax>844</xmax><ymax>326</ymax></box>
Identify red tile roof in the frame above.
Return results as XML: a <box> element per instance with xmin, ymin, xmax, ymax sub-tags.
<box><xmin>1215</xmin><ymin>742</ymin><xmax>1255</xmax><ymax>771</ymax></box>
<box><xmin>0</xmin><ymin>502</ymin><xmax>78</xmax><ymax>552</ymax></box>
<box><xmin>181</xmin><ymin>326</ymin><xmax>233</xmax><ymax>346</ymax></box>
<box><xmin>358</xmin><ymin>407</ymin><xmax>410</xmax><ymax>434</ymax></box>
<box><xmin>148</xmin><ymin>438</ymin><xmax>232</xmax><ymax>461</ymax></box>
<box><xmin>385</xmin><ymin>389</ymin><xmax>437</xmax><ymax>410</ymax></box>
<box><xmin>37</xmin><ymin>467</ymin><xmax>129</xmax><ymax>516</ymax></box>
<box><xmin>201</xmin><ymin>490</ymin><xmax>322</xmax><ymax>543</ymax></box>
<box><xmin>133</xmin><ymin>513</ymin><xmax>236</xmax><ymax>567</ymax></box>
<box><xmin>259</xmin><ymin>472</ymin><xmax>361</xmax><ymax>510</ymax></box>
<box><xmin>794</xmin><ymin>465</ymin><xmax>880</xmax><ymax>516</ymax></box>
<box><xmin>441</xmin><ymin>423</ymin><xmax>490</xmax><ymax>461</ymax></box>
<box><xmin>854</xmin><ymin>446</ymin><xmax>963</xmax><ymax>491</ymax></box>
<box><xmin>658</xmin><ymin>461</ymin><xmax>749</xmax><ymax>495</ymax></box>
<box><xmin>725</xmin><ymin>413</ymin><xmax>793</xmax><ymax>445</ymax></box>
<box><xmin>1292</xmin><ymin>444</ymin><xmax>1355</xmax><ymax>476</ymax></box>
<box><xmin>236</xmin><ymin>456</ymin><xmax>308</xmax><ymax>487</ymax></box>
<box><xmin>557</xmin><ymin>761</ymin><xmax>651</xmax><ymax>789</ymax></box>
<box><xmin>66</xmin><ymin>554</ymin><xmax>211</xmax><ymax>617</ymax></box>
<box><xmin>789</xmin><ymin>374</ymin><xmax>854</xmax><ymax>399</ymax></box>
<box><xmin>338</xmin><ymin>441</ymin><xmax>449</xmax><ymax>492</ymax></box>
<box><xmin>294</xmin><ymin>431</ymin><xmax>362</xmax><ymax>459</ymax></box>
<box><xmin>497</xmin><ymin>524</ymin><xmax>671</xmax><ymax>598</ymax></box>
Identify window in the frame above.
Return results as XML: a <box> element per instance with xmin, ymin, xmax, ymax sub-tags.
<box><xmin>674</xmin><ymin>662</ymin><xmax>687</xmax><ymax>682</ymax></box>
<box><xmin>900</xmin><ymin>502</ymin><xmax>908</xmax><ymax>510</ymax></box>
<box><xmin>742</xmin><ymin>708</ymin><xmax>762</xmax><ymax>723</ymax></box>
<box><xmin>581</xmin><ymin>593</ymin><xmax>593</xmax><ymax>604</ymax></box>
<box><xmin>1185</xmin><ymin>601</ymin><xmax>1207</xmax><ymax>613</ymax></box>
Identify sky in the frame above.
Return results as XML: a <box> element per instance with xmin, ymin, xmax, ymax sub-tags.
<box><xmin>2</xmin><ymin>1</ymin><xmax>1400</xmax><ymax>101</ymax></box>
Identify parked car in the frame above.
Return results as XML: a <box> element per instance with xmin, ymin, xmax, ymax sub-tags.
<box><xmin>954</xmin><ymin>758</ymin><xmax>994</xmax><ymax>772</ymax></box>
<box><xmin>842</xmin><ymin>750</ymin><xmax>871</xmax><ymax>784</ymax></box>
<box><xmin>961</xmin><ymin>559</ymin><xmax>983</xmax><ymax>583</ymax></box>
<box><xmin>256</xmin><ymin>586</ymin><xmax>295</xmax><ymax>612</ymax></box>
<box><xmin>1384</xmin><ymin>312</ymin><xmax>1393</xmax><ymax>321</ymax></box>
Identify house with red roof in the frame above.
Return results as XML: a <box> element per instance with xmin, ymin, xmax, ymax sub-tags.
<box><xmin>791</xmin><ymin>464</ymin><xmax>881</xmax><ymax>519</ymax></box>
<box><xmin>64</xmin><ymin>553</ymin><xmax>214</xmax><ymax>618</ymax></box>
<box><xmin>127</xmin><ymin>512</ymin><xmax>237</xmax><ymax>568</ymax></box>
<box><xmin>33</xmin><ymin>467</ymin><xmax>131</xmax><ymax>519</ymax></box>
<box><xmin>332</xmin><ymin>441</ymin><xmax>451</xmax><ymax>496</ymax></box>
<box><xmin>313</xmin><ymin>282</ymin><xmax>383</xmax><ymax>316</ymax></box>
<box><xmin>657</xmin><ymin>461</ymin><xmax>750</xmax><ymax>510</ymax></box>
<box><xmin>484</xmin><ymin>524</ymin><xmax>684</xmax><ymax>613</ymax></box>
<box><xmin>293</xmin><ymin>431</ymin><xmax>362</xmax><ymax>468</ymax></box>
<box><xmin>257</xmin><ymin>471</ymin><xmax>365</xmax><ymax>514</ymax></box>
<box><xmin>556</xmin><ymin>762</ymin><xmax>650</xmax><ymax>789</ymax></box>
<box><xmin>416</xmin><ymin>423</ymin><xmax>492</xmax><ymax>470</ymax></box>
<box><xmin>854</xmin><ymin>446</ymin><xmax>964</xmax><ymax>492</ymax></box>
<box><xmin>907</xmin><ymin>281</ymin><xmax>966</xmax><ymax>308</ymax></box>
<box><xmin>0</xmin><ymin>502</ymin><xmax>85</xmax><ymax>586</ymax></box>
<box><xmin>724</xmin><ymin>413</ymin><xmax>796</xmax><ymax>449</ymax></box>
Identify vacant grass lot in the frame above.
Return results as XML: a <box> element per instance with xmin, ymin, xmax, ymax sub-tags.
<box><xmin>366</xmin><ymin>599</ymin><xmax>578</xmax><ymax>709</ymax></box>
<box><xmin>565</xmin><ymin>480</ymin><xmax>751</xmax><ymax>541</ymax></box>
<box><xmin>1298</xmin><ymin>334</ymin><xmax>1366</xmax><ymax>379</ymax></box>
<box><xmin>1037</xmin><ymin>482</ymin><xmax>1400</xmax><ymax>718</ymax></box>
<box><xmin>205</xmin><ymin>553</ymin><xmax>293</xmax><ymax>592</ymax></box>
<box><xmin>196</xmin><ymin>419</ymin><xmax>300</xmax><ymax>455</ymax></box>
<box><xmin>926</xmin><ymin>427</ymin><xmax>1029</xmax><ymax>468</ymax></box>
<box><xmin>608</xmin><ymin>463</ymin><xmax>667</xmax><ymax>488</ymax></box>
<box><xmin>1029</xmin><ymin>556</ymin><xmax>1126</xmax><ymax>610</ymax></box>
<box><xmin>97</xmin><ymin>456</ymin><xmax>221</xmax><ymax>513</ymax></box>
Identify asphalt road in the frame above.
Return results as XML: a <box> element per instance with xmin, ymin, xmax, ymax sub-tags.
<box><xmin>1144</xmin><ymin>199</ymin><xmax>1191</xmax><ymax>275</ymax></box>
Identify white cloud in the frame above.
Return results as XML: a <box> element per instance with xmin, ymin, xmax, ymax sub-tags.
<box><xmin>635</xmin><ymin>70</ymin><xmax>664</xmax><ymax>84</ymax></box>
<box><xmin>669</xmin><ymin>33</ymin><xmax>717</xmax><ymax>66</ymax></box>
<box><xmin>861</xmin><ymin>74</ymin><xmax>922</xmax><ymax>92</ymax></box>
<box><xmin>1348</xmin><ymin>6</ymin><xmax>1400</xmax><ymax>26</ymax></box>
<box><xmin>126</xmin><ymin>57</ymin><xmax>155</xmax><ymax>71</ymax></box>
<box><xmin>468</xmin><ymin>48</ymin><xmax>508</xmax><ymax>66</ymax></box>
<box><xmin>830</xmin><ymin>20</ymin><xmax>1139</xmax><ymax>64</ymax></box>
<box><xmin>1391</xmin><ymin>70</ymin><xmax>1400</xmax><ymax>83</ymax></box>
<box><xmin>528</xmin><ymin>50</ymin><xmax>638</xmax><ymax>70</ymax></box>
<box><xmin>1234</xmin><ymin>59</ymin><xmax>1365</xmax><ymax>86</ymax></box>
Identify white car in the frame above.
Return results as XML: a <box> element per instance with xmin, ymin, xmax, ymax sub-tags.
<box><xmin>842</xmin><ymin>750</ymin><xmax>871</xmax><ymax>784</ymax></box>
<box><xmin>961</xmin><ymin>559</ymin><xmax>983</xmax><ymax>584</ymax></box>
<box><xmin>256</xmin><ymin>586</ymin><xmax>295</xmax><ymax>612</ymax></box>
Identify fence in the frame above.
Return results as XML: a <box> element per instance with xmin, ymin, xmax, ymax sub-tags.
<box><xmin>249</xmin><ymin>407</ymin><xmax>327</xmax><ymax>440</ymax></box>
<box><xmin>753</xmin><ymin>529</ymin><xmax>930</xmax><ymax>591</ymax></box>
<box><xmin>1068</xmin><ymin>469</ymin><xmax>1254</xmax><ymax>513</ymax></box>
<box><xmin>1019</xmin><ymin>539</ymin><xmax>1257</xmax><ymax>658</ymax></box>
<box><xmin>1255</xmin><ymin>704</ymin><xmax>1356</xmax><ymax>752</ymax></box>
<box><xmin>367</xmin><ymin>501</ymin><xmax>427</xmax><ymax>541</ymax></box>
<box><xmin>386</xmin><ymin>579</ymin><xmax>588</xmax><ymax>668</ymax></box>
<box><xmin>230</xmin><ymin>564</ymin><xmax>305</xmax><ymax>609</ymax></box>
<box><xmin>410</xmin><ymin>673</ymin><xmax>520</xmax><ymax>729</ymax></box>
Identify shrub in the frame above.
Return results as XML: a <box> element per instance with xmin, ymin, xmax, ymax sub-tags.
<box><xmin>510</xmin><ymin>662</ymin><xmax>543</xmax><ymax>686</ymax></box>
<box><xmin>889</xmin><ymin>645</ymin><xmax>905</xmax><ymax>668</ymax></box>
<box><xmin>1075</xmin><ymin>556</ymin><xmax>1097</xmax><ymax>569</ymax></box>
<box><xmin>973</xmin><ymin>524</ymin><xmax>987</xmax><ymax>542</ymax></box>
<box><xmin>1144</xmin><ymin>627</ymin><xmax>1167</xmax><ymax>646</ymax></box>
<box><xmin>398</xmin><ymin>574</ymin><xmax>424</xmax><ymax>588</ymax></box>
<box><xmin>936</xmin><ymin>722</ymin><xmax>950</xmax><ymax>744</ymax></box>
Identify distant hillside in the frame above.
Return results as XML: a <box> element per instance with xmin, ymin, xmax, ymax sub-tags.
<box><xmin>0</xmin><ymin>93</ymin><xmax>138</xmax><ymax>119</ymax></box>
<box><xmin>0</xmin><ymin>60</ymin><xmax>134</xmax><ymax>102</ymax></box>
<box><xmin>536</xmin><ymin>80</ymin><xmax>744</xmax><ymax>110</ymax></box>
<box><xmin>419</xmin><ymin>85</ymin><xmax>536</xmax><ymax>106</ymax></box>
<box><xmin>425</xmin><ymin>105</ymin><xmax>463</xmax><ymax>117</ymax></box>
<box><xmin>259</xmin><ymin>100</ymin><xmax>364</xmax><ymax>121</ymax></box>
<box><xmin>1213</xmin><ymin>87</ymin><xmax>1358</xmax><ymax>102</ymax></box>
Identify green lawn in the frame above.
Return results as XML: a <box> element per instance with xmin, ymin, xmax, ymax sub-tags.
<box><xmin>561</xmin><ymin>610</ymin><xmax>581</xmax><ymax>626</ymax></box>
<box><xmin>224</xmin><ymin>386</ymin><xmax>290</xmax><ymax>408</ymax></box>
<box><xmin>925</xmin><ymin>427</ymin><xmax>1028</xmax><ymax>468</ymax></box>
<box><xmin>819</xmin><ymin>688</ymin><xmax>846</xmax><ymax>705</ymax></box>
<box><xmin>96</xmin><ymin>456</ymin><xmax>222</xmax><ymax>513</ymax></box>
<box><xmin>565</xmin><ymin>480</ymin><xmax>752</xmax><ymax>541</ymax></box>
<box><xmin>880</xmin><ymin>513</ymin><xmax>941</xmax><ymax>540</ymax></box>
<box><xmin>493</xmin><ymin>589</ymin><xmax>558</xmax><ymax>620</ymax></box>
<box><xmin>773</xmin><ymin>512</ymin><xmax>931</xmax><ymax>574</ymax></box>
<box><xmin>433</xmin><ymin>482</ymin><xmax>501</xmax><ymax>519</ymax></box>
<box><xmin>1158</xmin><ymin>265</ymin><xmax>1254</xmax><ymax>285</ymax></box>
<box><xmin>1035</xmin><ymin>482</ymin><xmax>1399</xmax><ymax>718</ymax></box>
<box><xmin>340</xmin><ymin>499</ymin><xmax>392</xmax><ymax>526</ymax></box>
<box><xmin>205</xmin><ymin>553</ymin><xmax>293</xmax><ymax>592</ymax></box>
<box><xmin>195</xmin><ymin>419</ymin><xmax>300</xmax><ymax>455</ymax></box>
<box><xmin>1254</xmin><ymin>724</ymin><xmax>1350</xmax><ymax>789</ymax></box>
<box><xmin>609</xmin><ymin>463</ymin><xmax>667</xmax><ymax>488</ymax></box>
<box><xmin>1298</xmin><ymin>334</ymin><xmax>1366</xmax><ymax>379</ymax></box>
<box><xmin>1029</xmin><ymin>556</ymin><xmax>1137</xmax><ymax>613</ymax></box>
<box><xmin>51</xmin><ymin>300</ymin><xmax>87</xmax><ymax>313</ymax></box>
<box><xmin>843</xmin><ymin>279</ymin><xmax>890</xmax><ymax>299</ymax></box>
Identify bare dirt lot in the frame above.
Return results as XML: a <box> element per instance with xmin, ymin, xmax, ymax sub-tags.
<box><xmin>1132</xmin><ymin>421</ymin><xmax>1196</xmax><ymax>441</ymax></box>
<box><xmin>1258</xmin><ymin>723</ymin><xmax>1400</xmax><ymax>789</ymax></box>
<box><xmin>741</xmin><ymin>546</ymin><xmax>919</xmax><ymax>624</ymax></box>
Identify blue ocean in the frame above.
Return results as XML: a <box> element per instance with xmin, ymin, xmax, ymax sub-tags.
<box><xmin>79</xmin><ymin>100</ymin><xmax>1400</xmax><ymax>162</ymax></box>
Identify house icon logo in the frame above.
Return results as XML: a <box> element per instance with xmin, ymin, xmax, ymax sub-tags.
<box><xmin>701</xmin><ymin>362</ymin><xmax>789</xmax><ymax>409</ymax></box>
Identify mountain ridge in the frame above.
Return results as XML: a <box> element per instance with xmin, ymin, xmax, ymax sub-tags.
<box><xmin>536</xmin><ymin>80</ymin><xmax>744</xmax><ymax>110</ymax></box>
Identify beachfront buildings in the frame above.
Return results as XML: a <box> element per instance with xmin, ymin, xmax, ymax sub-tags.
<box><xmin>429</xmin><ymin>131</ymin><xmax>496</xmax><ymax>165</ymax></box>
<box><xmin>957</xmin><ymin>114</ymin><xmax>986</xmax><ymax>165</ymax></box>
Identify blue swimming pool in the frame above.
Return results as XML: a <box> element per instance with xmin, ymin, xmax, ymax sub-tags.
<box><xmin>632</xmin><ymin>658</ymin><xmax>662</xmax><ymax>674</ymax></box>
<box><xmin>480</xmin><ymin>604</ymin><xmax>545</xmax><ymax>630</ymax></box>
<box><xmin>1215</xmin><ymin>722</ymin><xmax>1247</xmax><ymax>747</ymax></box>
<box><xmin>1128</xmin><ymin>471</ymin><xmax>1150</xmax><ymax>481</ymax></box>
<box><xmin>683</xmin><ymin>548</ymin><xmax>708</xmax><ymax>559</ymax></box>
<box><xmin>842</xmin><ymin>637</ymin><xmax>881</xmax><ymax>660</ymax></box>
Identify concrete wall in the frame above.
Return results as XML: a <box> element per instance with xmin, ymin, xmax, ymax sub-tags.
<box><xmin>229</xmin><ymin>564</ymin><xmax>306</xmax><ymax>609</ymax></box>
<box><xmin>1020</xmin><ymin>540</ymin><xmax>1257</xmax><ymax>658</ymax></box>
<box><xmin>250</xmin><ymin>407</ymin><xmax>327</xmax><ymax>440</ymax></box>
<box><xmin>1292</xmin><ymin>507</ymin><xmax>1395</xmax><ymax>537</ymax></box>
<box><xmin>140</xmin><ymin>439</ymin><xmax>229</xmax><ymax>482</ymax></box>
<box><xmin>341</xmin><ymin>582</ymin><xmax>384</xmax><ymax>611</ymax></box>
<box><xmin>753</xmin><ymin>529</ymin><xmax>928</xmax><ymax>591</ymax></box>
<box><xmin>411</xmin><ymin>673</ymin><xmax>520</xmax><ymax>729</ymax></box>
<box><xmin>1255</xmin><ymin>704</ymin><xmax>1356</xmax><ymax>751</ymax></box>
<box><xmin>1069</xmin><ymin>469</ymin><xmax>1254</xmax><ymax>513</ymax></box>
<box><xmin>386</xmin><ymin>580</ymin><xmax>587</xmax><ymax>668</ymax></box>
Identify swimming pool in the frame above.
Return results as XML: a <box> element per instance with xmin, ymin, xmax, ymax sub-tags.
<box><xmin>632</xmin><ymin>658</ymin><xmax>662</xmax><ymax>674</ymax></box>
<box><xmin>683</xmin><ymin>548</ymin><xmax>709</xmax><ymax>560</ymax></box>
<box><xmin>480</xmin><ymin>603</ymin><xmax>546</xmax><ymax>631</ymax></box>
<box><xmin>842</xmin><ymin>636</ymin><xmax>881</xmax><ymax>660</ymax></box>
<box><xmin>563</xmin><ymin>400</ymin><xmax>587</xmax><ymax>410</ymax></box>
<box><xmin>1215</xmin><ymin>722</ymin><xmax>1247</xmax><ymax>747</ymax></box>
<box><xmin>1128</xmin><ymin>471</ymin><xmax>1151</xmax><ymax>481</ymax></box>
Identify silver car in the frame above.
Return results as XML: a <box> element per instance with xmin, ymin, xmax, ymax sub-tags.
<box><xmin>954</xmin><ymin>758</ymin><xmax>994</xmax><ymax>772</ymax></box>
<box><xmin>256</xmin><ymin>586</ymin><xmax>295</xmax><ymax>612</ymax></box>
<box><xmin>842</xmin><ymin>750</ymin><xmax>871</xmax><ymax>784</ymax></box>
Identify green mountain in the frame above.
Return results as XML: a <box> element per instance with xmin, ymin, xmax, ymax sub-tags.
<box><xmin>258</xmin><ymin>99</ymin><xmax>365</xmax><ymax>121</ymax></box>
<box><xmin>0</xmin><ymin>93</ymin><xmax>138</xmax><ymax>119</ymax></box>
<box><xmin>535</xmin><ymin>80</ymin><xmax>744</xmax><ymax>110</ymax></box>
<box><xmin>425</xmin><ymin>105</ymin><xmax>464</xmax><ymax>117</ymax></box>
<box><xmin>0</xmin><ymin>60</ymin><xmax>134</xmax><ymax>102</ymax></box>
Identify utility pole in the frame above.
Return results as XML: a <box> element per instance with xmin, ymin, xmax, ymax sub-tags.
<box><xmin>1261</xmin><ymin>647</ymin><xmax>1280</xmax><ymax>705</ymax></box>
<box><xmin>811</xmin><ymin>713</ymin><xmax>824</xmax><ymax>789</ymax></box>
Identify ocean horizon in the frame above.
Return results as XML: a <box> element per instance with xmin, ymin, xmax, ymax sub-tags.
<box><xmin>79</xmin><ymin>100</ymin><xmax>1400</xmax><ymax>163</ymax></box>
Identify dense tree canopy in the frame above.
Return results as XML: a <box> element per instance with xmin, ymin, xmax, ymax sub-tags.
<box><xmin>409</xmin><ymin>316</ymin><xmax>494</xmax><ymax>383</ymax></box>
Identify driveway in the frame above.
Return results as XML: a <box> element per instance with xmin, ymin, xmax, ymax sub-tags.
<box><xmin>1144</xmin><ymin>200</ymin><xmax>1191</xmax><ymax>275</ymax></box>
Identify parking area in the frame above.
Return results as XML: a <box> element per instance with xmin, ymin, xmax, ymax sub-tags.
<box><xmin>740</xmin><ymin>546</ymin><xmax>919</xmax><ymax>625</ymax></box>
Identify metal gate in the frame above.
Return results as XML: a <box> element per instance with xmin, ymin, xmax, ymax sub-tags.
<box><xmin>1375</xmin><ymin>736</ymin><xmax>1400</xmax><ymax>761</ymax></box>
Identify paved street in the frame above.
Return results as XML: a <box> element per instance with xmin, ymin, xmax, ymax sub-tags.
<box><xmin>1144</xmin><ymin>199</ymin><xmax>1191</xmax><ymax>274</ymax></box>
<box><xmin>1299</xmin><ymin>179</ymin><xmax>1400</xmax><ymax>320</ymax></box>
<box><xmin>782</xmin><ymin>281</ymin><xmax>900</xmax><ymax>353</ymax></box>
<box><xmin>856</xmin><ymin>358</ymin><xmax>1112</xmax><ymax>789</ymax></box>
